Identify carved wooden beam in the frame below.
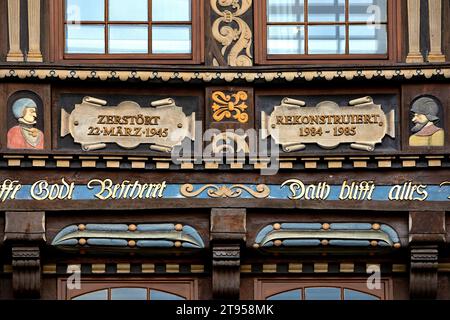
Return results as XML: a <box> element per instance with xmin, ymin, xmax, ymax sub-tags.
<box><xmin>409</xmin><ymin>211</ymin><xmax>446</xmax><ymax>299</ymax></box>
<box><xmin>210</xmin><ymin>0</ymin><xmax>253</xmax><ymax>67</ymax></box>
<box><xmin>12</xmin><ymin>246</ymin><xmax>41</xmax><ymax>299</ymax></box>
<box><xmin>406</xmin><ymin>0</ymin><xmax>424</xmax><ymax>63</ymax></box>
<box><xmin>212</xmin><ymin>244</ymin><xmax>241</xmax><ymax>299</ymax></box>
<box><xmin>427</xmin><ymin>0</ymin><xmax>445</xmax><ymax>62</ymax></box>
<box><xmin>6</xmin><ymin>0</ymin><xmax>24</xmax><ymax>62</ymax></box>
<box><xmin>27</xmin><ymin>0</ymin><xmax>43</xmax><ymax>62</ymax></box>
<box><xmin>5</xmin><ymin>211</ymin><xmax>46</xmax><ymax>298</ymax></box>
<box><xmin>210</xmin><ymin>208</ymin><xmax>246</xmax><ymax>299</ymax></box>
<box><xmin>410</xmin><ymin>245</ymin><xmax>439</xmax><ymax>299</ymax></box>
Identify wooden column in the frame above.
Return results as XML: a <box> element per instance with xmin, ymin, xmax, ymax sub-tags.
<box><xmin>27</xmin><ymin>0</ymin><xmax>43</xmax><ymax>62</ymax></box>
<box><xmin>427</xmin><ymin>0</ymin><xmax>445</xmax><ymax>62</ymax></box>
<box><xmin>6</xmin><ymin>0</ymin><xmax>24</xmax><ymax>62</ymax></box>
<box><xmin>406</xmin><ymin>0</ymin><xmax>424</xmax><ymax>63</ymax></box>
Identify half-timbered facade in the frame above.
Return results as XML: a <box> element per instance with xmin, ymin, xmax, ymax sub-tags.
<box><xmin>0</xmin><ymin>0</ymin><xmax>449</xmax><ymax>300</ymax></box>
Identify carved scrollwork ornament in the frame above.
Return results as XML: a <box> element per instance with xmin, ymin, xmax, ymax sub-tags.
<box><xmin>211</xmin><ymin>0</ymin><xmax>253</xmax><ymax>66</ymax></box>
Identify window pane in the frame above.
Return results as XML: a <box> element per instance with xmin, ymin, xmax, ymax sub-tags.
<box><xmin>65</xmin><ymin>24</ymin><xmax>105</xmax><ymax>53</ymax></box>
<box><xmin>152</xmin><ymin>0</ymin><xmax>191</xmax><ymax>21</ymax></box>
<box><xmin>268</xmin><ymin>25</ymin><xmax>304</xmax><ymax>54</ymax></box>
<box><xmin>267</xmin><ymin>289</ymin><xmax>302</xmax><ymax>300</ymax></box>
<box><xmin>72</xmin><ymin>289</ymin><xmax>108</xmax><ymax>300</ymax></box>
<box><xmin>267</xmin><ymin>0</ymin><xmax>305</xmax><ymax>22</ymax></box>
<box><xmin>305</xmin><ymin>287</ymin><xmax>341</xmax><ymax>300</ymax></box>
<box><xmin>152</xmin><ymin>26</ymin><xmax>192</xmax><ymax>54</ymax></box>
<box><xmin>150</xmin><ymin>290</ymin><xmax>185</xmax><ymax>300</ymax></box>
<box><xmin>308</xmin><ymin>0</ymin><xmax>345</xmax><ymax>22</ymax></box>
<box><xmin>109</xmin><ymin>25</ymin><xmax>148</xmax><ymax>54</ymax></box>
<box><xmin>349</xmin><ymin>24</ymin><xmax>387</xmax><ymax>54</ymax></box>
<box><xmin>344</xmin><ymin>289</ymin><xmax>379</xmax><ymax>300</ymax></box>
<box><xmin>66</xmin><ymin>0</ymin><xmax>104</xmax><ymax>21</ymax></box>
<box><xmin>111</xmin><ymin>288</ymin><xmax>147</xmax><ymax>300</ymax></box>
<box><xmin>109</xmin><ymin>0</ymin><xmax>148</xmax><ymax>21</ymax></box>
<box><xmin>349</xmin><ymin>0</ymin><xmax>387</xmax><ymax>22</ymax></box>
<box><xmin>308</xmin><ymin>25</ymin><xmax>345</xmax><ymax>54</ymax></box>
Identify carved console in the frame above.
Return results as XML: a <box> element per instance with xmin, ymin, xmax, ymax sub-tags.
<box><xmin>211</xmin><ymin>208</ymin><xmax>246</xmax><ymax>299</ymax></box>
<box><xmin>11</xmin><ymin>247</ymin><xmax>41</xmax><ymax>298</ymax></box>
<box><xmin>410</xmin><ymin>245</ymin><xmax>439</xmax><ymax>299</ymax></box>
<box><xmin>4</xmin><ymin>211</ymin><xmax>45</xmax><ymax>298</ymax></box>
<box><xmin>212</xmin><ymin>244</ymin><xmax>241</xmax><ymax>299</ymax></box>
<box><xmin>409</xmin><ymin>211</ymin><xmax>446</xmax><ymax>299</ymax></box>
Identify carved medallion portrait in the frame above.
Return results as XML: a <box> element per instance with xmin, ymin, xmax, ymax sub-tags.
<box><xmin>7</xmin><ymin>96</ymin><xmax>44</xmax><ymax>150</ymax></box>
<box><xmin>409</xmin><ymin>96</ymin><xmax>445</xmax><ymax>147</ymax></box>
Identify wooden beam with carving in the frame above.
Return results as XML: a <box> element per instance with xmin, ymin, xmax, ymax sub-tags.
<box><xmin>410</xmin><ymin>245</ymin><xmax>439</xmax><ymax>299</ymax></box>
<box><xmin>12</xmin><ymin>247</ymin><xmax>41</xmax><ymax>299</ymax></box>
<box><xmin>211</xmin><ymin>208</ymin><xmax>246</xmax><ymax>299</ymax></box>
<box><xmin>409</xmin><ymin>211</ymin><xmax>446</xmax><ymax>299</ymax></box>
<box><xmin>210</xmin><ymin>0</ymin><xmax>253</xmax><ymax>67</ymax></box>
<box><xmin>4</xmin><ymin>211</ymin><xmax>45</xmax><ymax>298</ymax></box>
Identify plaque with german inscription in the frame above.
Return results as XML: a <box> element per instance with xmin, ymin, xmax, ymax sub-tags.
<box><xmin>61</xmin><ymin>97</ymin><xmax>196</xmax><ymax>152</ymax></box>
<box><xmin>261</xmin><ymin>96</ymin><xmax>395</xmax><ymax>152</ymax></box>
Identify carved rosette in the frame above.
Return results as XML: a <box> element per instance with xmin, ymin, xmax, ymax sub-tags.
<box><xmin>410</xmin><ymin>245</ymin><xmax>439</xmax><ymax>299</ymax></box>
<box><xmin>212</xmin><ymin>244</ymin><xmax>241</xmax><ymax>299</ymax></box>
<box><xmin>12</xmin><ymin>247</ymin><xmax>41</xmax><ymax>299</ymax></box>
<box><xmin>211</xmin><ymin>0</ymin><xmax>253</xmax><ymax>66</ymax></box>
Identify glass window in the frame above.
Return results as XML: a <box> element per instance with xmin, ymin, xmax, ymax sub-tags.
<box><xmin>258</xmin><ymin>280</ymin><xmax>388</xmax><ymax>300</ymax></box>
<box><xmin>73</xmin><ymin>289</ymin><xmax>108</xmax><ymax>300</ymax></box>
<box><xmin>150</xmin><ymin>290</ymin><xmax>185</xmax><ymax>300</ymax></box>
<box><xmin>344</xmin><ymin>289</ymin><xmax>379</xmax><ymax>300</ymax></box>
<box><xmin>64</xmin><ymin>0</ymin><xmax>193</xmax><ymax>56</ymax></box>
<box><xmin>111</xmin><ymin>288</ymin><xmax>147</xmax><ymax>300</ymax></box>
<box><xmin>265</xmin><ymin>0</ymin><xmax>388</xmax><ymax>56</ymax></box>
<box><xmin>267</xmin><ymin>289</ymin><xmax>302</xmax><ymax>300</ymax></box>
<box><xmin>305</xmin><ymin>287</ymin><xmax>341</xmax><ymax>300</ymax></box>
<box><xmin>70</xmin><ymin>288</ymin><xmax>187</xmax><ymax>300</ymax></box>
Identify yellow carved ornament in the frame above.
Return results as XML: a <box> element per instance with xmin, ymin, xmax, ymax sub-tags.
<box><xmin>212</xmin><ymin>91</ymin><xmax>249</xmax><ymax>124</ymax></box>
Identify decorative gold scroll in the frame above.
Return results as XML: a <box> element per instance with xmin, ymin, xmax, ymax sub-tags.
<box><xmin>180</xmin><ymin>184</ymin><xmax>270</xmax><ymax>199</ymax></box>
<box><xmin>262</xmin><ymin>97</ymin><xmax>395</xmax><ymax>152</ymax></box>
<box><xmin>61</xmin><ymin>97</ymin><xmax>195</xmax><ymax>152</ymax></box>
<box><xmin>211</xmin><ymin>0</ymin><xmax>253</xmax><ymax>66</ymax></box>
<box><xmin>212</xmin><ymin>91</ymin><xmax>249</xmax><ymax>123</ymax></box>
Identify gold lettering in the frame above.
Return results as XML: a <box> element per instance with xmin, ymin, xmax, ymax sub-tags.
<box><xmin>0</xmin><ymin>180</ymin><xmax>22</xmax><ymax>202</ymax></box>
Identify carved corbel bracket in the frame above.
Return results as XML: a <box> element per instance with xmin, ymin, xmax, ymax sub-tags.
<box><xmin>5</xmin><ymin>211</ymin><xmax>45</xmax><ymax>299</ymax></box>
<box><xmin>12</xmin><ymin>246</ymin><xmax>41</xmax><ymax>299</ymax></box>
<box><xmin>211</xmin><ymin>208</ymin><xmax>246</xmax><ymax>299</ymax></box>
<box><xmin>212</xmin><ymin>244</ymin><xmax>241</xmax><ymax>299</ymax></box>
<box><xmin>409</xmin><ymin>211</ymin><xmax>446</xmax><ymax>299</ymax></box>
<box><xmin>410</xmin><ymin>245</ymin><xmax>439</xmax><ymax>299</ymax></box>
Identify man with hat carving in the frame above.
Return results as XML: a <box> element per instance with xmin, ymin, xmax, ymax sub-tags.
<box><xmin>7</xmin><ymin>98</ymin><xmax>44</xmax><ymax>150</ymax></box>
<box><xmin>409</xmin><ymin>97</ymin><xmax>445</xmax><ymax>147</ymax></box>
